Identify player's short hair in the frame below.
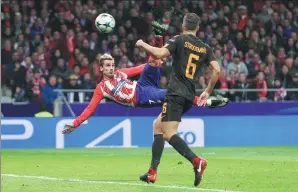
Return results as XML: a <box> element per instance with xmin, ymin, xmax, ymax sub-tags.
<box><xmin>99</xmin><ymin>53</ymin><xmax>114</xmax><ymax>66</ymax></box>
<box><xmin>183</xmin><ymin>13</ymin><xmax>200</xmax><ymax>31</ymax></box>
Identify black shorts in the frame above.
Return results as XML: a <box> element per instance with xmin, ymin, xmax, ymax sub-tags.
<box><xmin>161</xmin><ymin>95</ymin><xmax>193</xmax><ymax>122</ymax></box>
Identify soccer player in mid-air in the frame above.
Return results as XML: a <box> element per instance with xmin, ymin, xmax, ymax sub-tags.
<box><xmin>62</xmin><ymin>53</ymin><xmax>171</xmax><ymax>132</ymax></box>
<box><xmin>62</xmin><ymin>39</ymin><xmax>227</xmax><ymax>134</ymax></box>
<box><xmin>62</xmin><ymin>53</ymin><xmax>226</xmax><ymax>133</ymax></box>
<box><xmin>136</xmin><ymin>13</ymin><xmax>220</xmax><ymax>186</ymax></box>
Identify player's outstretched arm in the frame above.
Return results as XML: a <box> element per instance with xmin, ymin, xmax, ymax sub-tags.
<box><xmin>136</xmin><ymin>40</ymin><xmax>170</xmax><ymax>59</ymax></box>
<box><xmin>62</xmin><ymin>85</ymin><xmax>104</xmax><ymax>134</ymax></box>
<box><xmin>197</xmin><ymin>60</ymin><xmax>220</xmax><ymax>106</ymax></box>
<box><xmin>206</xmin><ymin>60</ymin><xmax>220</xmax><ymax>94</ymax></box>
<box><xmin>118</xmin><ymin>63</ymin><xmax>146</xmax><ymax>78</ymax></box>
<box><xmin>118</xmin><ymin>56</ymin><xmax>164</xmax><ymax>77</ymax></box>
<box><xmin>73</xmin><ymin>85</ymin><xmax>104</xmax><ymax>128</ymax></box>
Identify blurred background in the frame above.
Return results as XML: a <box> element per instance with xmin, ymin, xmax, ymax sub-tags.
<box><xmin>1</xmin><ymin>0</ymin><xmax>298</xmax><ymax>117</ymax></box>
<box><xmin>2</xmin><ymin>2</ymin><xmax>298</xmax><ymax>191</ymax></box>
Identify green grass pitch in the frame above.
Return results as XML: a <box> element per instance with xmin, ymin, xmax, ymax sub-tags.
<box><xmin>2</xmin><ymin>147</ymin><xmax>298</xmax><ymax>192</ymax></box>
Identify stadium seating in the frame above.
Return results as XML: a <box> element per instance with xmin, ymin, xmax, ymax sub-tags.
<box><xmin>1</xmin><ymin>0</ymin><xmax>298</xmax><ymax>103</ymax></box>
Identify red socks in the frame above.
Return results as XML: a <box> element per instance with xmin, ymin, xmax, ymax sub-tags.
<box><xmin>149</xmin><ymin>167</ymin><xmax>157</xmax><ymax>175</ymax></box>
<box><xmin>192</xmin><ymin>157</ymin><xmax>201</xmax><ymax>167</ymax></box>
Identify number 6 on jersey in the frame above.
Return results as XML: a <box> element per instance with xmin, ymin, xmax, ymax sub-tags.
<box><xmin>186</xmin><ymin>53</ymin><xmax>200</xmax><ymax>79</ymax></box>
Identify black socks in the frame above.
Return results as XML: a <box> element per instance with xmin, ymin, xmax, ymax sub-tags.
<box><xmin>150</xmin><ymin>134</ymin><xmax>165</xmax><ymax>170</ymax></box>
<box><xmin>169</xmin><ymin>134</ymin><xmax>197</xmax><ymax>163</ymax></box>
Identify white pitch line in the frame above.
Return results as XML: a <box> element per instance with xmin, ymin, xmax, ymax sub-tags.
<box><xmin>2</xmin><ymin>174</ymin><xmax>242</xmax><ymax>192</ymax></box>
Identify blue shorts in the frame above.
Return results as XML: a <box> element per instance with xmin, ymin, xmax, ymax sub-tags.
<box><xmin>136</xmin><ymin>63</ymin><xmax>166</xmax><ymax>107</ymax></box>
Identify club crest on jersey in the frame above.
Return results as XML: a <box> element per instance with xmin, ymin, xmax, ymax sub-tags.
<box><xmin>101</xmin><ymin>74</ymin><xmax>136</xmax><ymax>107</ymax></box>
<box><xmin>111</xmin><ymin>79</ymin><xmax>126</xmax><ymax>94</ymax></box>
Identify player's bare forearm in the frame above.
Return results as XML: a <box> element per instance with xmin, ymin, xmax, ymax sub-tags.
<box><xmin>136</xmin><ymin>40</ymin><xmax>169</xmax><ymax>59</ymax></box>
<box><xmin>206</xmin><ymin>61</ymin><xmax>220</xmax><ymax>94</ymax></box>
<box><xmin>142</xmin><ymin>43</ymin><xmax>163</xmax><ymax>58</ymax></box>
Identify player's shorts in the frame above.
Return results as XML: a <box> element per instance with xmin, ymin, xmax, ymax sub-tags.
<box><xmin>136</xmin><ymin>63</ymin><xmax>166</xmax><ymax>107</ymax></box>
<box><xmin>161</xmin><ymin>95</ymin><xmax>193</xmax><ymax>122</ymax></box>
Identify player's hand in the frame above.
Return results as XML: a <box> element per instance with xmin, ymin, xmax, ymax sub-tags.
<box><xmin>197</xmin><ymin>91</ymin><xmax>210</xmax><ymax>106</ymax></box>
<box><xmin>62</xmin><ymin>124</ymin><xmax>75</xmax><ymax>134</ymax></box>
<box><xmin>135</xmin><ymin>39</ymin><xmax>144</xmax><ymax>47</ymax></box>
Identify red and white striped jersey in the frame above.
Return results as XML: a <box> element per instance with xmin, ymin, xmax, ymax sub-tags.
<box><xmin>73</xmin><ymin>64</ymin><xmax>145</xmax><ymax>128</ymax></box>
<box><xmin>99</xmin><ymin>71</ymin><xmax>137</xmax><ymax>107</ymax></box>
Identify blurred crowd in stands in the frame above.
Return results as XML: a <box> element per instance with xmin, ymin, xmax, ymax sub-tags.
<box><xmin>1</xmin><ymin>0</ymin><xmax>298</xmax><ymax>104</ymax></box>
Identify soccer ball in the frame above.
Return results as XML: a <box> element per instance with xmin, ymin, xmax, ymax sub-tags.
<box><xmin>95</xmin><ymin>13</ymin><xmax>115</xmax><ymax>33</ymax></box>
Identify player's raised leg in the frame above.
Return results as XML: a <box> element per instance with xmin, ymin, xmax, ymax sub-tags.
<box><xmin>135</xmin><ymin>57</ymin><xmax>166</xmax><ymax>107</ymax></box>
<box><xmin>140</xmin><ymin>113</ymin><xmax>164</xmax><ymax>183</ymax></box>
<box><xmin>161</xmin><ymin>96</ymin><xmax>207</xmax><ymax>187</ymax></box>
<box><xmin>137</xmin><ymin>60</ymin><xmax>161</xmax><ymax>88</ymax></box>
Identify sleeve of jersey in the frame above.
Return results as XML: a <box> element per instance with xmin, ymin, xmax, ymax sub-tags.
<box><xmin>206</xmin><ymin>46</ymin><xmax>217</xmax><ymax>65</ymax></box>
<box><xmin>118</xmin><ymin>64</ymin><xmax>146</xmax><ymax>78</ymax></box>
<box><xmin>73</xmin><ymin>85</ymin><xmax>104</xmax><ymax>128</ymax></box>
<box><xmin>164</xmin><ymin>35</ymin><xmax>179</xmax><ymax>55</ymax></box>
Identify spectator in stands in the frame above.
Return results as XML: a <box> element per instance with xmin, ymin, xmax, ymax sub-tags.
<box><xmin>264</xmin><ymin>11</ymin><xmax>280</xmax><ymax>35</ymax></box>
<box><xmin>118</xmin><ymin>55</ymin><xmax>134</xmax><ymax>68</ymax></box>
<box><xmin>220</xmin><ymin>51</ymin><xmax>230</xmax><ymax>70</ymax></box>
<box><xmin>42</xmin><ymin>75</ymin><xmax>61</xmax><ymax>104</ymax></box>
<box><xmin>22</xmin><ymin>56</ymin><xmax>35</xmax><ymax>82</ymax></box>
<box><xmin>285</xmin><ymin>58</ymin><xmax>294</xmax><ymax>75</ymax></box>
<box><xmin>30</xmin><ymin>34</ymin><xmax>43</xmax><ymax>54</ymax></box>
<box><xmin>89</xmin><ymin>32</ymin><xmax>101</xmax><ymax>53</ymax></box>
<box><xmin>225</xmin><ymin>40</ymin><xmax>237</xmax><ymax>60</ymax></box>
<box><xmin>255</xmin><ymin>71</ymin><xmax>268</xmax><ymax>101</ymax></box>
<box><xmin>11</xmin><ymin>62</ymin><xmax>26</xmax><ymax>98</ymax></box>
<box><xmin>71</xmin><ymin>64</ymin><xmax>82</xmax><ymax>83</ymax></box>
<box><xmin>2</xmin><ymin>40</ymin><xmax>13</xmax><ymax>66</ymax></box>
<box><xmin>285</xmin><ymin>38</ymin><xmax>297</xmax><ymax>58</ymax></box>
<box><xmin>227</xmin><ymin>54</ymin><xmax>248</xmax><ymax>77</ymax></box>
<box><xmin>263</xmin><ymin>65</ymin><xmax>275</xmax><ymax>88</ymax></box>
<box><xmin>80</xmin><ymin>38</ymin><xmax>95</xmax><ymax>61</ymax></box>
<box><xmin>292</xmin><ymin>57</ymin><xmax>298</xmax><ymax>75</ymax></box>
<box><xmin>234</xmin><ymin>31</ymin><xmax>247</xmax><ymax>53</ymax></box>
<box><xmin>39</xmin><ymin>60</ymin><xmax>50</xmax><ymax>80</ymax></box>
<box><xmin>235</xmin><ymin>72</ymin><xmax>251</xmax><ymax>101</ymax></box>
<box><xmin>214</xmin><ymin>49</ymin><xmax>223</xmax><ymax>68</ymax></box>
<box><xmin>265</xmin><ymin>54</ymin><xmax>281</xmax><ymax>77</ymax></box>
<box><xmin>27</xmin><ymin>68</ymin><xmax>46</xmax><ymax>101</ymax></box>
<box><xmin>279</xmin><ymin>65</ymin><xmax>293</xmax><ymax>88</ymax></box>
<box><xmin>1</xmin><ymin>0</ymin><xmax>298</xmax><ymax>103</ymax></box>
<box><xmin>277</xmin><ymin>47</ymin><xmax>287</xmax><ymax>65</ymax></box>
<box><xmin>64</xmin><ymin>75</ymin><xmax>84</xmax><ymax>103</ymax></box>
<box><xmin>257</xmin><ymin>5</ymin><xmax>271</xmax><ymax>23</ymax></box>
<box><xmin>218</xmin><ymin>69</ymin><xmax>229</xmax><ymax>91</ymax></box>
<box><xmin>283</xmin><ymin>19</ymin><xmax>296</xmax><ymax>39</ymax></box>
<box><xmin>227</xmin><ymin>70</ymin><xmax>237</xmax><ymax>88</ymax></box>
<box><xmin>270</xmin><ymin>78</ymin><xmax>287</xmax><ymax>102</ymax></box>
<box><xmin>51</xmin><ymin>58</ymin><xmax>71</xmax><ymax>80</ymax></box>
<box><xmin>245</xmin><ymin>48</ymin><xmax>255</xmax><ymax>64</ymax></box>
<box><xmin>81</xmin><ymin>73</ymin><xmax>95</xmax><ymax>101</ymax></box>
<box><xmin>247</xmin><ymin>30</ymin><xmax>262</xmax><ymax>54</ymax></box>
<box><xmin>79</xmin><ymin>57</ymin><xmax>90</xmax><ymax>75</ymax></box>
<box><xmin>260</xmin><ymin>39</ymin><xmax>276</xmax><ymax>60</ymax></box>
<box><xmin>50</xmin><ymin>49</ymin><xmax>62</xmax><ymax>68</ymax></box>
<box><xmin>14</xmin><ymin>86</ymin><xmax>27</xmax><ymax>102</ymax></box>
<box><xmin>288</xmin><ymin>72</ymin><xmax>298</xmax><ymax>100</ymax></box>
<box><xmin>2</xmin><ymin>26</ymin><xmax>14</xmax><ymax>44</ymax></box>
